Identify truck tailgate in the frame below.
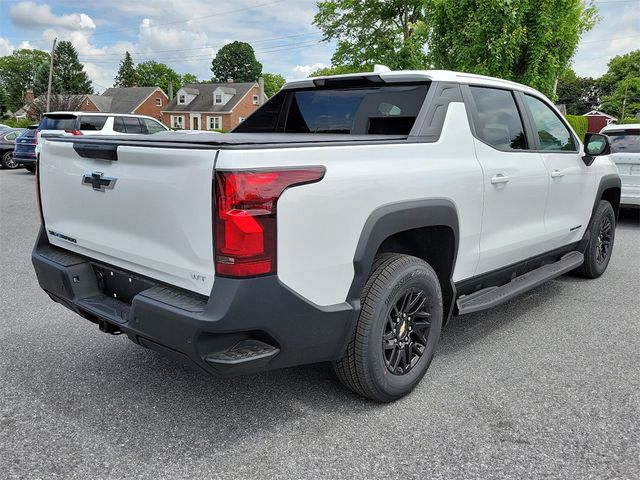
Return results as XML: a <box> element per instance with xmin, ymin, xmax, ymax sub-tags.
<box><xmin>39</xmin><ymin>140</ymin><xmax>216</xmax><ymax>295</ymax></box>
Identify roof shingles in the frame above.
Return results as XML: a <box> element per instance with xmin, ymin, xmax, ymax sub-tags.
<box><xmin>164</xmin><ymin>82</ymin><xmax>256</xmax><ymax>113</ymax></box>
<box><xmin>100</xmin><ymin>86</ymin><xmax>161</xmax><ymax>114</ymax></box>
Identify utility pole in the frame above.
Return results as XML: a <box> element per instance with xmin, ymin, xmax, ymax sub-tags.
<box><xmin>621</xmin><ymin>81</ymin><xmax>629</xmax><ymax>120</ymax></box>
<box><xmin>46</xmin><ymin>37</ymin><xmax>57</xmax><ymax>113</ymax></box>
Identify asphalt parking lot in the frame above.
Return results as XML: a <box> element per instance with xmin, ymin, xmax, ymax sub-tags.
<box><xmin>1</xmin><ymin>167</ymin><xmax>639</xmax><ymax>480</ymax></box>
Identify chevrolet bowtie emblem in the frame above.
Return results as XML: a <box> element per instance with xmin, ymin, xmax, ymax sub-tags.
<box><xmin>82</xmin><ymin>172</ymin><xmax>117</xmax><ymax>192</ymax></box>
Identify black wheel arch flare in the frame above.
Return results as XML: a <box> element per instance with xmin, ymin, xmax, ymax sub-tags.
<box><xmin>347</xmin><ymin>199</ymin><xmax>460</xmax><ymax>327</ymax></box>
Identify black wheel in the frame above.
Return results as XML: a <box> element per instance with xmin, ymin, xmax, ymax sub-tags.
<box><xmin>576</xmin><ymin>200</ymin><xmax>616</xmax><ymax>278</ymax></box>
<box><xmin>24</xmin><ymin>165</ymin><xmax>36</xmax><ymax>174</ymax></box>
<box><xmin>334</xmin><ymin>254</ymin><xmax>443</xmax><ymax>402</ymax></box>
<box><xmin>1</xmin><ymin>150</ymin><xmax>19</xmax><ymax>169</ymax></box>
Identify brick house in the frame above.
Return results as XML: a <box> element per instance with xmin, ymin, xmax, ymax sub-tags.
<box><xmin>17</xmin><ymin>86</ymin><xmax>168</xmax><ymax>120</ymax></box>
<box><xmin>162</xmin><ymin>82</ymin><xmax>265</xmax><ymax>131</ymax></box>
<box><xmin>82</xmin><ymin>86</ymin><xmax>168</xmax><ymax>121</ymax></box>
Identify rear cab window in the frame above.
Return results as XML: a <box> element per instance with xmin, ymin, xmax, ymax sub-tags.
<box><xmin>234</xmin><ymin>80</ymin><xmax>430</xmax><ymax>136</ymax></box>
<box><xmin>468</xmin><ymin>86</ymin><xmax>528</xmax><ymax>150</ymax></box>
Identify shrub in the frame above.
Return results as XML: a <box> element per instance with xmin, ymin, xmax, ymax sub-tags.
<box><xmin>566</xmin><ymin>114</ymin><xmax>588</xmax><ymax>141</ymax></box>
<box><xmin>1</xmin><ymin>118</ymin><xmax>37</xmax><ymax>128</ymax></box>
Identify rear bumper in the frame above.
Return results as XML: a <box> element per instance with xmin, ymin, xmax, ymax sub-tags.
<box><xmin>620</xmin><ymin>184</ymin><xmax>640</xmax><ymax>207</ymax></box>
<box><xmin>32</xmin><ymin>228</ymin><xmax>355</xmax><ymax>376</ymax></box>
<box><xmin>13</xmin><ymin>153</ymin><xmax>36</xmax><ymax>166</ymax></box>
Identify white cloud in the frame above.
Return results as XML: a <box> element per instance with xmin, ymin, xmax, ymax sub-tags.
<box><xmin>10</xmin><ymin>2</ymin><xmax>96</xmax><ymax>31</ymax></box>
<box><xmin>0</xmin><ymin>38</ymin><xmax>16</xmax><ymax>56</ymax></box>
<box><xmin>292</xmin><ymin>63</ymin><xmax>327</xmax><ymax>78</ymax></box>
<box><xmin>572</xmin><ymin>2</ymin><xmax>640</xmax><ymax>77</ymax></box>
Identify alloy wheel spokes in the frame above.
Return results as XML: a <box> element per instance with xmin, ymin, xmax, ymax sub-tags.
<box><xmin>596</xmin><ymin>216</ymin><xmax>613</xmax><ymax>263</ymax></box>
<box><xmin>383</xmin><ymin>287</ymin><xmax>432</xmax><ymax>375</ymax></box>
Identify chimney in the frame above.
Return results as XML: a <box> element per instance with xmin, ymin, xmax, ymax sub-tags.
<box><xmin>24</xmin><ymin>89</ymin><xmax>35</xmax><ymax>105</ymax></box>
<box><xmin>168</xmin><ymin>82</ymin><xmax>173</xmax><ymax>101</ymax></box>
<box><xmin>258</xmin><ymin>77</ymin><xmax>265</xmax><ymax>105</ymax></box>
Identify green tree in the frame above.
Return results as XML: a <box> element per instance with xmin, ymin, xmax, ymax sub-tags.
<box><xmin>46</xmin><ymin>41</ymin><xmax>93</xmax><ymax>94</ymax></box>
<box><xmin>556</xmin><ymin>68</ymin><xmax>602</xmax><ymax>115</ymax></box>
<box><xmin>261</xmin><ymin>72</ymin><xmax>285</xmax><ymax>96</ymax></box>
<box><xmin>181</xmin><ymin>73</ymin><xmax>199</xmax><ymax>85</ymax></box>
<box><xmin>601</xmin><ymin>76</ymin><xmax>640</xmax><ymax>119</ymax></box>
<box><xmin>114</xmin><ymin>51</ymin><xmax>137</xmax><ymax>87</ymax></box>
<box><xmin>314</xmin><ymin>0</ymin><xmax>428</xmax><ymax>70</ymax></box>
<box><xmin>135</xmin><ymin>60</ymin><xmax>182</xmax><ymax>92</ymax></box>
<box><xmin>424</xmin><ymin>0</ymin><xmax>598</xmax><ymax>97</ymax></box>
<box><xmin>0</xmin><ymin>49</ymin><xmax>51</xmax><ymax>111</ymax></box>
<box><xmin>599</xmin><ymin>50</ymin><xmax>640</xmax><ymax>96</ymax></box>
<box><xmin>211</xmin><ymin>41</ymin><xmax>262</xmax><ymax>82</ymax></box>
<box><xmin>309</xmin><ymin>65</ymin><xmax>366</xmax><ymax>77</ymax></box>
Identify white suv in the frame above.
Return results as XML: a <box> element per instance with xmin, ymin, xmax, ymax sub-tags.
<box><xmin>38</xmin><ymin>112</ymin><xmax>167</xmax><ymax>140</ymax></box>
<box><xmin>600</xmin><ymin>123</ymin><xmax>640</xmax><ymax>207</ymax></box>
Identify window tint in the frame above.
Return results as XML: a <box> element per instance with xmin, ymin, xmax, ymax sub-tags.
<box><xmin>470</xmin><ymin>86</ymin><xmax>527</xmax><ymax>150</ymax></box>
<box><xmin>525</xmin><ymin>95</ymin><xmax>576</xmax><ymax>151</ymax></box>
<box><xmin>122</xmin><ymin>117</ymin><xmax>143</xmax><ymax>134</ymax></box>
<box><xmin>113</xmin><ymin>117</ymin><xmax>126</xmax><ymax>133</ymax></box>
<box><xmin>79</xmin><ymin>116</ymin><xmax>107</xmax><ymax>131</ymax></box>
<box><xmin>235</xmin><ymin>83</ymin><xmax>429</xmax><ymax>135</ymax></box>
<box><xmin>604</xmin><ymin>131</ymin><xmax>639</xmax><ymax>153</ymax></box>
<box><xmin>143</xmin><ymin>118</ymin><xmax>166</xmax><ymax>133</ymax></box>
<box><xmin>39</xmin><ymin>115</ymin><xmax>77</xmax><ymax>131</ymax></box>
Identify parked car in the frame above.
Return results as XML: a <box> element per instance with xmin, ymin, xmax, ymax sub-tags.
<box><xmin>0</xmin><ymin>128</ymin><xmax>24</xmax><ymax>169</ymax></box>
<box><xmin>0</xmin><ymin>123</ymin><xmax>12</xmax><ymax>130</ymax></box>
<box><xmin>33</xmin><ymin>69</ymin><xmax>620</xmax><ymax>402</ymax></box>
<box><xmin>37</xmin><ymin>112</ymin><xmax>168</xmax><ymax>142</ymax></box>
<box><xmin>12</xmin><ymin>125</ymin><xmax>38</xmax><ymax>173</ymax></box>
<box><xmin>601</xmin><ymin>123</ymin><xmax>640</xmax><ymax>208</ymax></box>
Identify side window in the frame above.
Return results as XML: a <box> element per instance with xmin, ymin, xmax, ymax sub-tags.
<box><xmin>524</xmin><ymin>95</ymin><xmax>576</xmax><ymax>151</ymax></box>
<box><xmin>79</xmin><ymin>116</ymin><xmax>107</xmax><ymax>131</ymax></box>
<box><xmin>469</xmin><ymin>86</ymin><xmax>528</xmax><ymax>150</ymax></box>
<box><xmin>143</xmin><ymin>118</ymin><xmax>166</xmax><ymax>134</ymax></box>
<box><xmin>122</xmin><ymin>117</ymin><xmax>144</xmax><ymax>134</ymax></box>
<box><xmin>113</xmin><ymin>117</ymin><xmax>126</xmax><ymax>133</ymax></box>
<box><xmin>5</xmin><ymin>131</ymin><xmax>19</xmax><ymax>141</ymax></box>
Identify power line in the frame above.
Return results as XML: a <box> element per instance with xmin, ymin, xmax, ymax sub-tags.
<box><xmin>80</xmin><ymin>39</ymin><xmax>327</xmax><ymax>64</ymax></box>
<box><xmin>581</xmin><ymin>34</ymin><xmax>640</xmax><ymax>44</ymax></box>
<box><xmin>77</xmin><ymin>32</ymin><xmax>317</xmax><ymax>58</ymax></box>
<box><xmin>91</xmin><ymin>0</ymin><xmax>285</xmax><ymax>37</ymax></box>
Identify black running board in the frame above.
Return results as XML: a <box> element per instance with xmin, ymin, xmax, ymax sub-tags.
<box><xmin>456</xmin><ymin>251</ymin><xmax>584</xmax><ymax>315</ymax></box>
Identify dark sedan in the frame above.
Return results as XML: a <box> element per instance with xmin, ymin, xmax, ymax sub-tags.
<box><xmin>0</xmin><ymin>128</ymin><xmax>24</xmax><ymax>169</ymax></box>
<box><xmin>12</xmin><ymin>126</ymin><xmax>38</xmax><ymax>173</ymax></box>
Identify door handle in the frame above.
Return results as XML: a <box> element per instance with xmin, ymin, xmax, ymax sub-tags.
<box><xmin>491</xmin><ymin>174</ymin><xmax>510</xmax><ymax>184</ymax></box>
<box><xmin>551</xmin><ymin>169</ymin><xmax>565</xmax><ymax>178</ymax></box>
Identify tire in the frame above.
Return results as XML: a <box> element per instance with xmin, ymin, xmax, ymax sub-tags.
<box><xmin>24</xmin><ymin>165</ymin><xmax>36</xmax><ymax>174</ymax></box>
<box><xmin>1</xmin><ymin>150</ymin><xmax>19</xmax><ymax>169</ymax></box>
<box><xmin>576</xmin><ymin>200</ymin><xmax>616</xmax><ymax>278</ymax></box>
<box><xmin>334</xmin><ymin>254</ymin><xmax>443</xmax><ymax>402</ymax></box>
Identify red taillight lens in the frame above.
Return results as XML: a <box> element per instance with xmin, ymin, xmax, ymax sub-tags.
<box><xmin>65</xmin><ymin>129</ymin><xmax>83</xmax><ymax>136</ymax></box>
<box><xmin>214</xmin><ymin>167</ymin><xmax>325</xmax><ymax>277</ymax></box>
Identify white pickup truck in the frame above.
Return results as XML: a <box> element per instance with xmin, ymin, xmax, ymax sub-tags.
<box><xmin>33</xmin><ymin>70</ymin><xmax>621</xmax><ymax>402</ymax></box>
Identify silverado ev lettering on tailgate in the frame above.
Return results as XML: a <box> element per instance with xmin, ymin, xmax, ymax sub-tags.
<box><xmin>33</xmin><ymin>70</ymin><xmax>621</xmax><ymax>402</ymax></box>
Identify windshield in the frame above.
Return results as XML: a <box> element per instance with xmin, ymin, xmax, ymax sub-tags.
<box><xmin>234</xmin><ymin>82</ymin><xmax>429</xmax><ymax>135</ymax></box>
<box><xmin>607</xmin><ymin>131</ymin><xmax>640</xmax><ymax>153</ymax></box>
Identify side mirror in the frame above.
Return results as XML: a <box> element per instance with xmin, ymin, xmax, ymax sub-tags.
<box><xmin>582</xmin><ymin>133</ymin><xmax>611</xmax><ymax>166</ymax></box>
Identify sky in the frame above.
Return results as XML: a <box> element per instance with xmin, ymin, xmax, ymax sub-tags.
<box><xmin>0</xmin><ymin>0</ymin><xmax>638</xmax><ymax>93</ymax></box>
